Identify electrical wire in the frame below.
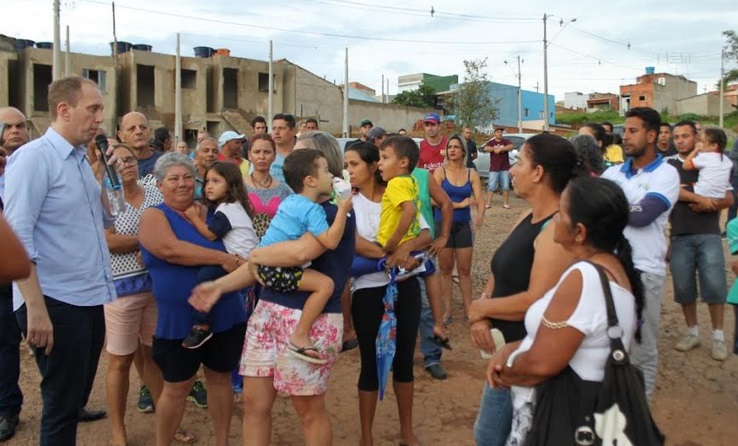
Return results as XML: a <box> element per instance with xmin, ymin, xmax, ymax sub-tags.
<box><xmin>78</xmin><ymin>0</ymin><xmax>539</xmax><ymax>45</ymax></box>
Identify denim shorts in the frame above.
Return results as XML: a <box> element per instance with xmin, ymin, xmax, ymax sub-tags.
<box><xmin>487</xmin><ymin>171</ymin><xmax>511</xmax><ymax>192</ymax></box>
<box><xmin>669</xmin><ymin>234</ymin><xmax>727</xmax><ymax>304</ymax></box>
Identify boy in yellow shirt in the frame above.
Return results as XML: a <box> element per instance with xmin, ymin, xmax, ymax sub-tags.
<box><xmin>377</xmin><ymin>136</ymin><xmax>422</xmax><ymax>252</ymax></box>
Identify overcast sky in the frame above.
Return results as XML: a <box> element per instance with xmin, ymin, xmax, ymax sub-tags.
<box><xmin>2</xmin><ymin>0</ymin><xmax>737</xmax><ymax>101</ymax></box>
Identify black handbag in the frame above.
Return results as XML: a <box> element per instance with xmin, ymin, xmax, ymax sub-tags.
<box><xmin>524</xmin><ymin>261</ymin><xmax>665</xmax><ymax>446</ymax></box>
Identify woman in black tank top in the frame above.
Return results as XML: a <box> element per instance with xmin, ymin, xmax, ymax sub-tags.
<box><xmin>469</xmin><ymin>134</ymin><xmax>582</xmax><ymax>446</ymax></box>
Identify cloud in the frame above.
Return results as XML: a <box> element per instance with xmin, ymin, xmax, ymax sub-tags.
<box><xmin>2</xmin><ymin>0</ymin><xmax>736</xmax><ymax>99</ymax></box>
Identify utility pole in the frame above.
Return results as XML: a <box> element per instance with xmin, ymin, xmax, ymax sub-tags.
<box><xmin>542</xmin><ymin>13</ymin><xmax>549</xmax><ymax>131</ymax></box>
<box><xmin>52</xmin><ymin>0</ymin><xmax>61</xmax><ymax>80</ymax></box>
<box><xmin>64</xmin><ymin>25</ymin><xmax>71</xmax><ymax>77</ymax></box>
<box><xmin>175</xmin><ymin>33</ymin><xmax>182</xmax><ymax>145</ymax></box>
<box><xmin>268</xmin><ymin>40</ymin><xmax>273</xmax><ymax>125</ymax></box>
<box><xmin>343</xmin><ymin>48</ymin><xmax>349</xmax><ymax>137</ymax></box>
<box><xmin>381</xmin><ymin>74</ymin><xmax>385</xmax><ymax>103</ymax></box>
<box><xmin>112</xmin><ymin>2</ymin><xmax>118</xmax><ymax>69</ymax></box>
<box><xmin>517</xmin><ymin>55</ymin><xmax>523</xmax><ymax>133</ymax></box>
<box><xmin>719</xmin><ymin>49</ymin><xmax>725</xmax><ymax>128</ymax></box>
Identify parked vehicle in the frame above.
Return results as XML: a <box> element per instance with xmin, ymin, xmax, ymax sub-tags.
<box><xmin>473</xmin><ymin>133</ymin><xmax>533</xmax><ymax>179</ymax></box>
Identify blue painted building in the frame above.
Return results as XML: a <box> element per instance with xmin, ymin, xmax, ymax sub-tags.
<box><xmin>485</xmin><ymin>82</ymin><xmax>556</xmax><ymax>129</ymax></box>
<box><xmin>449</xmin><ymin>81</ymin><xmax>555</xmax><ymax>130</ymax></box>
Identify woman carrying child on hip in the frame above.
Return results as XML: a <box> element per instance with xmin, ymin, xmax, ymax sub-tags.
<box><xmin>255</xmin><ymin>148</ymin><xmax>353</xmax><ymax>363</ymax></box>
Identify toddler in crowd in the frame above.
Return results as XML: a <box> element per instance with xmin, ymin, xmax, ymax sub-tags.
<box><xmin>682</xmin><ymin>127</ymin><xmax>732</xmax><ymax>199</ymax></box>
<box><xmin>257</xmin><ymin>148</ymin><xmax>353</xmax><ymax>364</ymax></box>
<box><xmin>376</xmin><ymin>136</ymin><xmax>423</xmax><ymax>253</ymax></box>
<box><xmin>184</xmin><ymin>161</ymin><xmax>258</xmax><ymax>348</ymax></box>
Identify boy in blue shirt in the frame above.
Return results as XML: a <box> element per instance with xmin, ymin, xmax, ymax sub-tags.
<box><xmin>258</xmin><ymin>149</ymin><xmax>352</xmax><ymax>363</ymax></box>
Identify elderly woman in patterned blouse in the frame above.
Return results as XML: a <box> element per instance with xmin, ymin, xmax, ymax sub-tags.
<box><xmin>103</xmin><ymin>143</ymin><xmax>170</xmax><ymax>446</ymax></box>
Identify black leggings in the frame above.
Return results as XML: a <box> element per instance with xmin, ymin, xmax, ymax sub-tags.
<box><xmin>352</xmin><ymin>277</ymin><xmax>421</xmax><ymax>391</ymax></box>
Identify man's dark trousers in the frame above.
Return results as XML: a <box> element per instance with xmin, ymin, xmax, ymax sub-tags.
<box><xmin>0</xmin><ymin>292</ymin><xmax>23</xmax><ymax>421</ymax></box>
<box><xmin>16</xmin><ymin>296</ymin><xmax>105</xmax><ymax>446</ymax></box>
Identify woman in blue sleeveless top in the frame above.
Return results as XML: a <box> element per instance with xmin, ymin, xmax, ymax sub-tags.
<box><xmin>433</xmin><ymin>134</ymin><xmax>485</xmax><ymax>323</ymax></box>
<box><xmin>139</xmin><ymin>153</ymin><xmax>246</xmax><ymax>446</ymax></box>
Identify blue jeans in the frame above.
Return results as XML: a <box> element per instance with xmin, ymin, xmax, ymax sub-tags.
<box><xmin>487</xmin><ymin>171</ymin><xmax>511</xmax><ymax>192</ymax></box>
<box><xmin>0</xmin><ymin>295</ymin><xmax>22</xmax><ymax>417</ymax></box>
<box><xmin>728</xmin><ymin>174</ymin><xmax>738</xmax><ymax>227</ymax></box>
<box><xmin>670</xmin><ymin>234</ymin><xmax>727</xmax><ymax>304</ymax></box>
<box><xmin>474</xmin><ymin>385</ymin><xmax>513</xmax><ymax>446</ymax></box>
<box><xmin>629</xmin><ymin>272</ymin><xmax>665</xmax><ymax>401</ymax></box>
<box><xmin>418</xmin><ymin>278</ymin><xmax>441</xmax><ymax>368</ymax></box>
<box><xmin>16</xmin><ymin>297</ymin><xmax>105</xmax><ymax>446</ymax></box>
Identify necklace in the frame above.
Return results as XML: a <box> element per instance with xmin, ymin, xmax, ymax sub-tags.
<box><xmin>250</xmin><ymin>172</ymin><xmax>273</xmax><ymax>189</ymax></box>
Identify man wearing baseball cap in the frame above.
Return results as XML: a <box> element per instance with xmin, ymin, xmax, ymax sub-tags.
<box><xmin>345</xmin><ymin>119</ymin><xmax>374</xmax><ymax>150</ymax></box>
<box><xmin>217</xmin><ymin>130</ymin><xmax>249</xmax><ymax>177</ymax></box>
<box><xmin>416</xmin><ymin>112</ymin><xmax>452</xmax><ymax>380</ymax></box>
<box><xmin>366</xmin><ymin>127</ymin><xmax>387</xmax><ymax>147</ymax></box>
<box><xmin>418</xmin><ymin>113</ymin><xmax>447</xmax><ymax>173</ymax></box>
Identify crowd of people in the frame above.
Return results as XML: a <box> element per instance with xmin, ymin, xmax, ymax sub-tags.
<box><xmin>1</xmin><ymin>75</ymin><xmax>738</xmax><ymax>446</ymax></box>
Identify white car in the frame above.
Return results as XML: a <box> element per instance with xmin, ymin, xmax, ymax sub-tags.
<box><xmin>473</xmin><ymin>133</ymin><xmax>533</xmax><ymax>179</ymax></box>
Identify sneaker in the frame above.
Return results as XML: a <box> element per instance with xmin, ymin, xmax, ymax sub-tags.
<box><xmin>137</xmin><ymin>385</ymin><xmax>154</xmax><ymax>413</ymax></box>
<box><xmin>0</xmin><ymin>414</ymin><xmax>19</xmax><ymax>442</ymax></box>
<box><xmin>181</xmin><ymin>325</ymin><xmax>213</xmax><ymax>349</ymax></box>
<box><xmin>425</xmin><ymin>363</ymin><xmax>448</xmax><ymax>380</ymax></box>
<box><xmin>674</xmin><ymin>333</ymin><xmax>701</xmax><ymax>352</ymax></box>
<box><xmin>188</xmin><ymin>380</ymin><xmax>208</xmax><ymax>408</ymax></box>
<box><xmin>712</xmin><ymin>340</ymin><xmax>729</xmax><ymax>361</ymax></box>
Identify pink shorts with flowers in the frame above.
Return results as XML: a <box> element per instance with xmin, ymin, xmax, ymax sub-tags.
<box><xmin>240</xmin><ymin>300</ymin><xmax>343</xmax><ymax>396</ymax></box>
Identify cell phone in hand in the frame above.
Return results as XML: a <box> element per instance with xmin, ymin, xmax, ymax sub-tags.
<box><xmin>480</xmin><ymin>328</ymin><xmax>506</xmax><ymax>360</ymax></box>
<box><xmin>0</xmin><ymin>123</ymin><xmax>6</xmax><ymax>146</ymax></box>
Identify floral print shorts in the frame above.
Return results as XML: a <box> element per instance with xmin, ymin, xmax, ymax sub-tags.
<box><xmin>240</xmin><ymin>300</ymin><xmax>343</xmax><ymax>396</ymax></box>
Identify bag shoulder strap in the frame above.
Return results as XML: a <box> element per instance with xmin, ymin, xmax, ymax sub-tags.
<box><xmin>581</xmin><ymin>260</ymin><xmax>619</xmax><ymax>328</ymax></box>
<box><xmin>581</xmin><ymin>260</ymin><xmax>630</xmax><ymax>359</ymax></box>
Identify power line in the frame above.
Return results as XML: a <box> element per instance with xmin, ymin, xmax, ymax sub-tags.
<box><xmin>549</xmin><ymin>42</ymin><xmax>641</xmax><ymax>71</ymax></box>
<box><xmin>302</xmin><ymin>0</ymin><xmax>538</xmax><ymax>22</ymax></box>
<box><xmin>78</xmin><ymin>0</ymin><xmax>538</xmax><ymax>45</ymax></box>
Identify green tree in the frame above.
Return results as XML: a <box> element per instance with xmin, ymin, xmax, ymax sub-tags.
<box><xmin>448</xmin><ymin>58</ymin><xmax>498</xmax><ymax>131</ymax></box>
<box><xmin>719</xmin><ymin>30</ymin><xmax>738</xmax><ymax>89</ymax></box>
<box><xmin>392</xmin><ymin>83</ymin><xmax>437</xmax><ymax>108</ymax></box>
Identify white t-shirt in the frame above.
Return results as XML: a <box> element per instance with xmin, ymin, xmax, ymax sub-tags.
<box><xmin>601</xmin><ymin>157</ymin><xmax>679</xmax><ymax>275</ymax></box>
<box><xmin>691</xmin><ymin>152</ymin><xmax>733</xmax><ymax>199</ymax></box>
<box><xmin>352</xmin><ymin>191</ymin><xmax>430</xmax><ymax>291</ymax></box>
<box><xmin>511</xmin><ymin>262</ymin><xmax>637</xmax><ymax>409</ymax></box>
<box><xmin>213</xmin><ymin>202</ymin><xmax>258</xmax><ymax>258</ymax></box>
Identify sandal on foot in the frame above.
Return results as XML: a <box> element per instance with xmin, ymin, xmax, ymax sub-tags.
<box><xmin>341</xmin><ymin>337</ymin><xmax>359</xmax><ymax>352</ymax></box>
<box><xmin>503</xmin><ymin>204</ymin><xmax>510</xmax><ymax>209</ymax></box>
<box><xmin>288</xmin><ymin>342</ymin><xmax>329</xmax><ymax>365</ymax></box>
<box><xmin>174</xmin><ymin>428</ymin><xmax>196</xmax><ymax>445</ymax></box>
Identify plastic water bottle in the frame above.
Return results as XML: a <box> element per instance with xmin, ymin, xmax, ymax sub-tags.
<box><xmin>332</xmin><ymin>177</ymin><xmax>352</xmax><ymax>201</ymax></box>
<box><xmin>102</xmin><ymin>169</ymin><xmax>126</xmax><ymax>217</ymax></box>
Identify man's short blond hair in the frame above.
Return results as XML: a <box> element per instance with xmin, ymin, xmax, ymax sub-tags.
<box><xmin>48</xmin><ymin>76</ymin><xmax>98</xmax><ymax>119</ymax></box>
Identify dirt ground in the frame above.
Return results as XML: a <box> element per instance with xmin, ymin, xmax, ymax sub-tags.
<box><xmin>11</xmin><ymin>196</ymin><xmax>738</xmax><ymax>446</ymax></box>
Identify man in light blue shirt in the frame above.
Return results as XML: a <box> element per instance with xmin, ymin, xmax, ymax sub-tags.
<box><xmin>4</xmin><ymin>76</ymin><xmax>116</xmax><ymax>446</ymax></box>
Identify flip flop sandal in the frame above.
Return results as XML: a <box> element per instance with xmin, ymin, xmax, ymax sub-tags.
<box><xmin>174</xmin><ymin>428</ymin><xmax>196</xmax><ymax>445</ymax></box>
<box><xmin>288</xmin><ymin>343</ymin><xmax>329</xmax><ymax>365</ymax></box>
<box><xmin>431</xmin><ymin>335</ymin><xmax>453</xmax><ymax>350</ymax></box>
<box><xmin>341</xmin><ymin>337</ymin><xmax>359</xmax><ymax>352</ymax></box>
